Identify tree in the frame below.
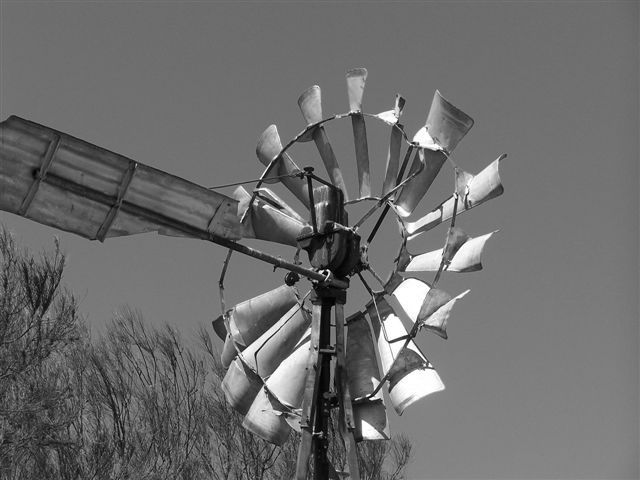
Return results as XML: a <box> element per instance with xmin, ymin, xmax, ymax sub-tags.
<box><xmin>0</xmin><ymin>228</ymin><xmax>82</xmax><ymax>479</ymax></box>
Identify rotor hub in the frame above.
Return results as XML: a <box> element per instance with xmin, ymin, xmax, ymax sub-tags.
<box><xmin>296</xmin><ymin>184</ymin><xmax>363</xmax><ymax>279</ymax></box>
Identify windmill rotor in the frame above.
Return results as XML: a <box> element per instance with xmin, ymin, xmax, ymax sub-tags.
<box><xmin>0</xmin><ymin>67</ymin><xmax>506</xmax><ymax>479</ymax></box>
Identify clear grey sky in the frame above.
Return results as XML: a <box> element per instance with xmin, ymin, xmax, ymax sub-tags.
<box><xmin>1</xmin><ymin>2</ymin><xmax>638</xmax><ymax>479</ymax></box>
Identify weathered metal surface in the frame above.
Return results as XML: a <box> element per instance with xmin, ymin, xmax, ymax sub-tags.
<box><xmin>255</xmin><ymin>187</ymin><xmax>306</xmax><ymax>223</ymax></box>
<box><xmin>351</xmin><ymin>114</ymin><xmax>370</xmax><ymax>198</ymax></box>
<box><xmin>233</xmin><ymin>186</ymin><xmax>308</xmax><ymax>246</ymax></box>
<box><xmin>223</xmin><ymin>304</ymin><xmax>310</xmax><ymax>416</ymax></box>
<box><xmin>417</xmin><ymin>289</ymin><xmax>469</xmax><ymax>339</ymax></box>
<box><xmin>346</xmin><ymin>68</ymin><xmax>367</xmax><ymax>112</ymax></box>
<box><xmin>347</xmin><ymin>313</ymin><xmax>389</xmax><ymax>441</ymax></box>
<box><xmin>210</xmin><ymin>235</ymin><xmax>349</xmax><ymax>289</ymax></box>
<box><xmin>240</xmin><ymin>305</ymin><xmax>311</xmax><ymax>379</ymax></box>
<box><xmin>18</xmin><ymin>134</ymin><xmax>61</xmax><ymax>215</ymax></box>
<box><xmin>95</xmin><ymin>161</ymin><xmax>137</xmax><ymax>241</ymax></box>
<box><xmin>241</xmin><ymin>334</ymin><xmax>311</xmax><ymax>442</ymax></box>
<box><xmin>390</xmin><ymin>278</ymin><xmax>468</xmax><ymax>340</ymax></box>
<box><xmin>222</xmin><ymin>357</ymin><xmax>263</xmax><ymax>415</ymax></box>
<box><xmin>298</xmin><ymin>185</ymin><xmax>360</xmax><ymax>277</ymax></box>
<box><xmin>393</xmin><ymin>148</ymin><xmax>447</xmax><ymax>218</ymax></box>
<box><xmin>381</xmin><ymin>123</ymin><xmax>403</xmax><ymax>196</ymax></box>
<box><xmin>298</xmin><ymin>85</ymin><xmax>324</xmax><ymax>125</ymax></box>
<box><xmin>228</xmin><ymin>314</ymin><xmax>309</xmax><ymax>421</ymax></box>
<box><xmin>388</xmin><ymin>277</ymin><xmax>431</xmax><ymax>321</ymax></box>
<box><xmin>0</xmin><ymin>116</ymin><xmax>241</xmax><ymax>241</ymax></box>
<box><xmin>265</xmin><ymin>333</ymin><xmax>311</xmax><ymax>409</ymax></box>
<box><xmin>212</xmin><ymin>314</ymin><xmax>227</xmax><ymax>340</ymax></box>
<box><xmin>404</xmin><ymin>231</ymin><xmax>497</xmax><ymax>273</ymax></box>
<box><xmin>297</xmin><ymin>86</ymin><xmax>348</xmax><ymax>199</ymax></box>
<box><xmin>346</xmin><ymin>312</ymin><xmax>382</xmax><ymax>400</ymax></box>
<box><xmin>347</xmin><ymin>68</ymin><xmax>371</xmax><ymax>199</ymax></box>
<box><xmin>442</xmin><ymin>226</ymin><xmax>471</xmax><ymax>263</ymax></box>
<box><xmin>226</xmin><ymin>285</ymin><xmax>298</xmax><ymax>348</ymax></box>
<box><xmin>256</xmin><ymin>125</ymin><xmax>310</xmax><ymax>208</ymax></box>
<box><xmin>405</xmin><ymin>155</ymin><xmax>505</xmax><ymax>238</ymax></box>
<box><xmin>243</xmin><ymin>387</ymin><xmax>291</xmax><ymax>445</ymax></box>
<box><xmin>375</xmin><ymin>93</ymin><xmax>405</xmax><ymax>125</ymax></box>
<box><xmin>367</xmin><ymin>298</ymin><xmax>445</xmax><ymax>416</ymax></box>
<box><xmin>221</xmin><ymin>334</ymin><xmax>239</xmax><ymax>369</ymax></box>
<box><xmin>295</xmin><ymin>300</ymin><xmax>325</xmax><ymax>480</ymax></box>
<box><xmin>334</xmin><ymin>303</ymin><xmax>361</xmax><ymax>479</ymax></box>
<box><xmin>425</xmin><ymin>90</ymin><xmax>474</xmax><ymax>154</ymax></box>
<box><xmin>352</xmin><ymin>401</ymin><xmax>389</xmax><ymax>442</ymax></box>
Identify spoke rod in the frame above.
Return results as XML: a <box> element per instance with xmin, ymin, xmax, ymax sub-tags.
<box><xmin>208</xmin><ymin>235</ymin><xmax>349</xmax><ymax>289</ymax></box>
<box><xmin>305</xmin><ymin>167</ymin><xmax>318</xmax><ymax>234</ymax></box>
<box><xmin>366</xmin><ymin>204</ymin><xmax>390</xmax><ymax>244</ymax></box>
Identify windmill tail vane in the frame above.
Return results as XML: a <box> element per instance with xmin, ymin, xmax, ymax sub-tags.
<box><xmin>0</xmin><ymin>67</ymin><xmax>505</xmax><ymax>479</ymax></box>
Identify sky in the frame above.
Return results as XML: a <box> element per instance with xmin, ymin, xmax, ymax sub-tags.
<box><xmin>0</xmin><ymin>2</ymin><xmax>638</xmax><ymax>479</ymax></box>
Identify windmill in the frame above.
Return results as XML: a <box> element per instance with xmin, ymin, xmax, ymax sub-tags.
<box><xmin>0</xmin><ymin>68</ymin><xmax>505</xmax><ymax>479</ymax></box>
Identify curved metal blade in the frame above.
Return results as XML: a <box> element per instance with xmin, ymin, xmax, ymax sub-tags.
<box><xmin>381</xmin><ymin>123</ymin><xmax>403</xmax><ymax>196</ymax></box>
<box><xmin>393</xmin><ymin>148</ymin><xmax>447</xmax><ymax>217</ymax></box>
<box><xmin>366</xmin><ymin>299</ymin><xmax>444</xmax><ymax>415</ymax></box>
<box><xmin>256</xmin><ymin>125</ymin><xmax>310</xmax><ymax>209</ymax></box>
<box><xmin>404</xmin><ymin>231</ymin><xmax>498</xmax><ymax>273</ymax></box>
<box><xmin>381</xmin><ymin>278</ymin><xmax>467</xmax><ymax>340</ymax></box>
<box><xmin>426</xmin><ymin>90</ymin><xmax>474</xmax><ymax>154</ymax></box>
<box><xmin>222</xmin><ymin>305</ymin><xmax>310</xmax><ymax>416</ymax></box>
<box><xmin>375</xmin><ymin>93</ymin><xmax>405</xmax><ymax>125</ymax></box>
<box><xmin>388</xmin><ymin>277</ymin><xmax>430</xmax><ymax>321</ymax></box>
<box><xmin>346</xmin><ymin>68</ymin><xmax>371</xmax><ymax>198</ymax></box>
<box><xmin>0</xmin><ymin>116</ymin><xmax>241</xmax><ymax>242</ymax></box>
<box><xmin>227</xmin><ymin>284</ymin><xmax>299</xmax><ymax>348</ymax></box>
<box><xmin>347</xmin><ymin>312</ymin><xmax>390</xmax><ymax>441</ymax></box>
<box><xmin>255</xmin><ymin>187</ymin><xmax>307</xmax><ymax>223</ymax></box>
<box><xmin>346</xmin><ymin>312</ymin><xmax>383</xmax><ymax>401</ymax></box>
<box><xmin>405</xmin><ymin>155</ymin><xmax>506</xmax><ymax>238</ymax></box>
<box><xmin>442</xmin><ymin>226</ymin><xmax>471</xmax><ymax>262</ymax></box>
<box><xmin>239</xmin><ymin>304</ymin><xmax>311</xmax><ymax>379</ymax></box>
<box><xmin>298</xmin><ymin>85</ymin><xmax>323</xmax><ymax>125</ymax></box>
<box><xmin>221</xmin><ymin>333</ymin><xmax>239</xmax><ymax>369</ymax></box>
<box><xmin>243</xmin><ymin>387</ymin><xmax>292</xmax><ymax>446</ymax></box>
<box><xmin>346</xmin><ymin>68</ymin><xmax>368</xmax><ymax>112</ymax></box>
<box><xmin>265</xmin><ymin>332</ymin><xmax>311</xmax><ymax>410</ymax></box>
<box><xmin>233</xmin><ymin>186</ymin><xmax>309</xmax><ymax>246</ymax></box>
<box><xmin>212</xmin><ymin>314</ymin><xmax>227</xmax><ymax>340</ymax></box>
<box><xmin>352</xmin><ymin>400</ymin><xmax>389</xmax><ymax>441</ymax></box>
<box><xmin>297</xmin><ymin>87</ymin><xmax>348</xmax><ymax>199</ymax></box>
<box><xmin>417</xmin><ymin>289</ymin><xmax>469</xmax><ymax>339</ymax></box>
<box><xmin>351</xmin><ymin>114</ymin><xmax>370</xmax><ymax>199</ymax></box>
<box><xmin>222</xmin><ymin>356</ymin><xmax>263</xmax><ymax>415</ymax></box>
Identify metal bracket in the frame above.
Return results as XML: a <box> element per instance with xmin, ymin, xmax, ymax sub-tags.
<box><xmin>19</xmin><ymin>134</ymin><xmax>61</xmax><ymax>216</ymax></box>
<box><xmin>95</xmin><ymin>161</ymin><xmax>137</xmax><ymax>241</ymax></box>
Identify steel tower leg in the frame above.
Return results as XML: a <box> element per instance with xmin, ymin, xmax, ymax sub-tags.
<box><xmin>295</xmin><ymin>289</ymin><xmax>334</xmax><ymax>480</ymax></box>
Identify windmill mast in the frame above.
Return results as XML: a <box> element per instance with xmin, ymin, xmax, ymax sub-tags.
<box><xmin>294</xmin><ymin>182</ymin><xmax>362</xmax><ymax>479</ymax></box>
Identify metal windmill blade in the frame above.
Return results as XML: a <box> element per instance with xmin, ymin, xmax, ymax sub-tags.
<box><xmin>256</xmin><ymin>125</ymin><xmax>310</xmax><ymax>209</ymax></box>
<box><xmin>402</xmin><ymin>230</ymin><xmax>498</xmax><ymax>274</ymax></box>
<box><xmin>393</xmin><ymin>91</ymin><xmax>474</xmax><ymax>218</ymax></box>
<box><xmin>404</xmin><ymin>155</ymin><xmax>506</xmax><ymax>238</ymax></box>
<box><xmin>379</xmin><ymin>94</ymin><xmax>406</xmax><ymax>197</ymax></box>
<box><xmin>346</xmin><ymin>68</ymin><xmax>372</xmax><ymax>199</ymax></box>
<box><xmin>0</xmin><ymin>68</ymin><xmax>506</xmax><ymax>480</ymax></box>
<box><xmin>297</xmin><ymin>85</ymin><xmax>349</xmax><ymax>200</ymax></box>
